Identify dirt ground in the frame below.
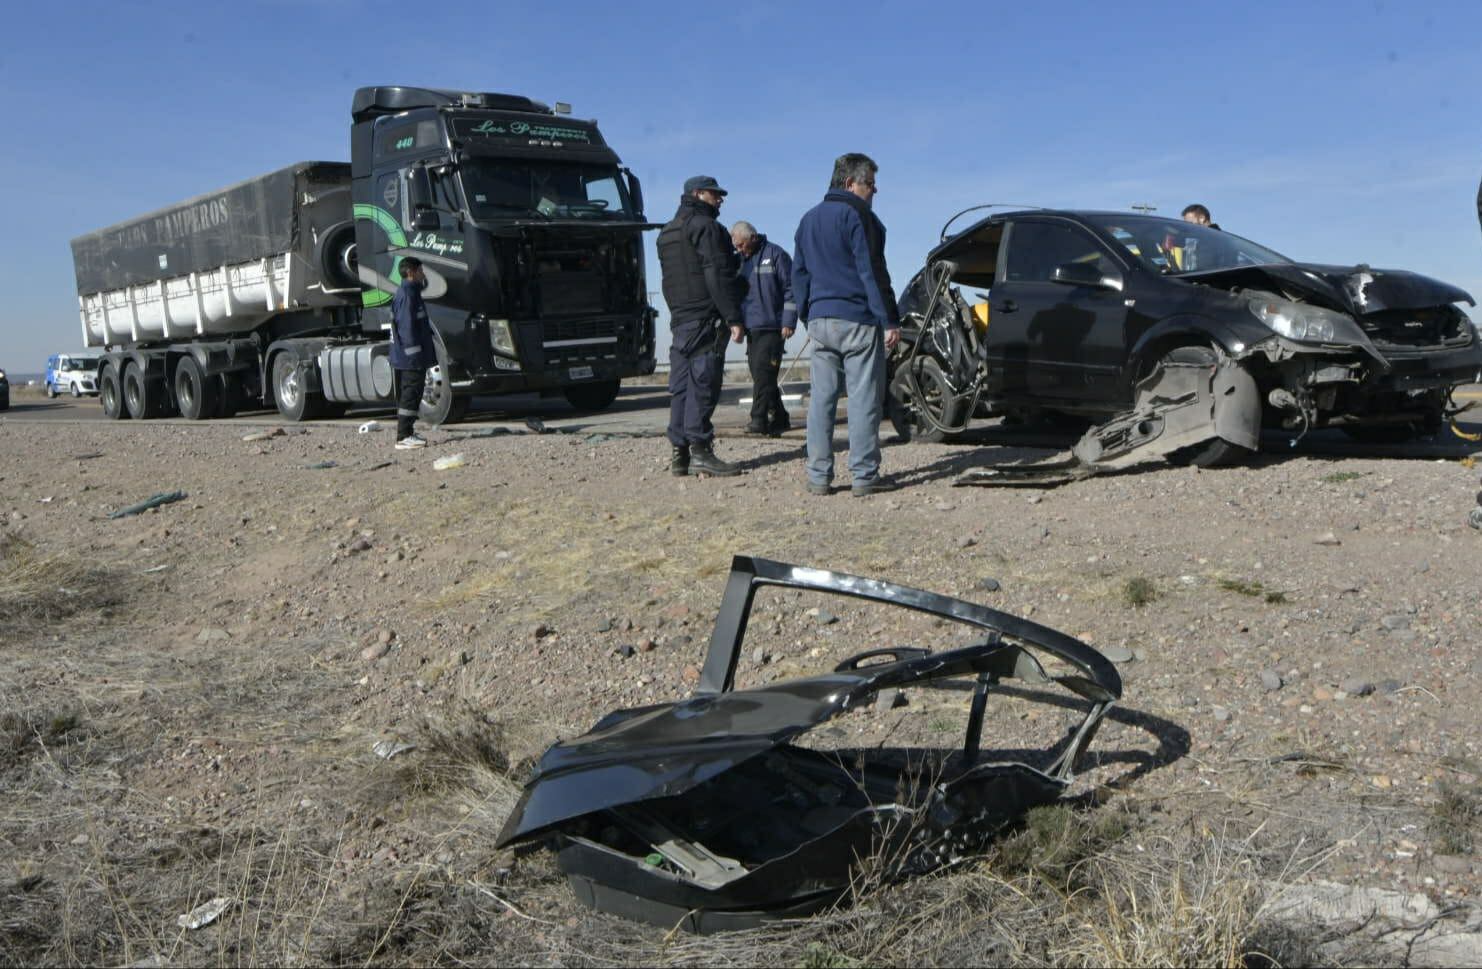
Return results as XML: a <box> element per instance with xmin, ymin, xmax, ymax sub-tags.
<box><xmin>3</xmin><ymin>388</ymin><xmax>1482</xmax><ymax>966</ymax></box>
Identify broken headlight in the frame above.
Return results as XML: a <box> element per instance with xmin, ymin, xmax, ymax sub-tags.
<box><xmin>1247</xmin><ymin>295</ymin><xmax>1348</xmax><ymax>343</ymax></box>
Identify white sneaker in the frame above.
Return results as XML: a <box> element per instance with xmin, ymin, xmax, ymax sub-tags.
<box><xmin>395</xmin><ymin>434</ymin><xmax>427</xmax><ymax>450</ymax></box>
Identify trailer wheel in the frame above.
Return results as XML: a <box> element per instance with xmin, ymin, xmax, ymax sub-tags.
<box><xmin>100</xmin><ymin>363</ymin><xmax>128</xmax><ymax>420</ymax></box>
<box><xmin>562</xmin><ymin>379</ymin><xmax>620</xmax><ymax>412</ymax></box>
<box><xmin>175</xmin><ymin>357</ymin><xmax>219</xmax><ymax>421</ymax></box>
<box><xmin>122</xmin><ymin>363</ymin><xmax>169</xmax><ymax>420</ymax></box>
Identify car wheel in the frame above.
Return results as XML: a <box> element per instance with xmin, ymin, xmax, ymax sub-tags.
<box><xmin>1156</xmin><ymin>347</ymin><xmax>1258</xmax><ymax>468</ymax></box>
<box><xmin>892</xmin><ymin>355</ymin><xmax>967</xmax><ymax>444</ymax></box>
<box><xmin>46</xmin><ymin>383</ymin><xmax>57</xmax><ymax>399</ymax></box>
<box><xmin>70</xmin><ymin>382</ymin><xmax>82</xmax><ymax>398</ymax></box>
<box><xmin>174</xmin><ymin>356</ymin><xmax>219</xmax><ymax>421</ymax></box>
<box><xmin>100</xmin><ymin>363</ymin><xmax>128</xmax><ymax>420</ymax></box>
<box><xmin>563</xmin><ymin>379</ymin><xmax>620</xmax><ymax>412</ymax></box>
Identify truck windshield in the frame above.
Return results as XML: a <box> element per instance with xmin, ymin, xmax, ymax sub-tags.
<box><xmin>1085</xmin><ymin>215</ymin><xmax>1288</xmax><ymax>275</ymax></box>
<box><xmin>460</xmin><ymin>159</ymin><xmax>634</xmax><ymax>222</ymax></box>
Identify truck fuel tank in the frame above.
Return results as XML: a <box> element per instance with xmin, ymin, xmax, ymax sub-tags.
<box><xmin>319</xmin><ymin>344</ymin><xmax>395</xmax><ymax>404</ymax></box>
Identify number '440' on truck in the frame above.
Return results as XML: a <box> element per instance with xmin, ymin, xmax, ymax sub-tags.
<box><xmin>69</xmin><ymin>86</ymin><xmax>659</xmax><ymax>423</ymax></box>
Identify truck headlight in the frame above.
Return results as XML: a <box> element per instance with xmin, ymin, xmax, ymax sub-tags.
<box><xmin>488</xmin><ymin>318</ymin><xmax>517</xmax><ymax>357</ymax></box>
<box><xmin>1247</xmin><ymin>295</ymin><xmax>1347</xmax><ymax>343</ymax></box>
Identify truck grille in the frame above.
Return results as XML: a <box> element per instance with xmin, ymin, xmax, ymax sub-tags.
<box><xmin>542</xmin><ymin>318</ymin><xmax>633</xmax><ymax>367</ymax></box>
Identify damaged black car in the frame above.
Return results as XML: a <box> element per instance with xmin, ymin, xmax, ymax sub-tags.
<box><xmin>890</xmin><ymin>210</ymin><xmax>1482</xmax><ymax>465</ymax></box>
<box><xmin>496</xmin><ymin>556</ymin><xmax>1122</xmax><ymax>933</ymax></box>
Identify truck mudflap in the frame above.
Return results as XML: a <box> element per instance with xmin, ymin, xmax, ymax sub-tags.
<box><xmin>959</xmin><ymin>347</ymin><xmax>1259</xmax><ymax>487</ymax></box>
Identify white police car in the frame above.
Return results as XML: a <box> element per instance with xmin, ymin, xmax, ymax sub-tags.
<box><xmin>45</xmin><ymin>353</ymin><xmax>101</xmax><ymax>398</ymax></box>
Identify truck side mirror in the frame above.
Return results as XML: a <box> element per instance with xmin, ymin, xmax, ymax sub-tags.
<box><xmin>412</xmin><ymin>205</ymin><xmax>439</xmax><ymax>231</ymax></box>
<box><xmin>1051</xmin><ymin>262</ymin><xmax>1122</xmax><ymax>292</ymax></box>
<box><xmin>624</xmin><ymin>168</ymin><xmax>644</xmax><ymax>219</ymax></box>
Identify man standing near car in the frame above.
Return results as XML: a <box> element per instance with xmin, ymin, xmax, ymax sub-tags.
<box><xmin>391</xmin><ymin>256</ymin><xmax>435</xmax><ymax>450</ymax></box>
<box><xmin>793</xmin><ymin>153</ymin><xmax>900</xmax><ymax>496</ymax></box>
<box><xmin>657</xmin><ymin>175</ymin><xmax>745</xmax><ymax>477</ymax></box>
<box><xmin>732</xmin><ymin>220</ymin><xmax>797</xmax><ymax>436</ymax></box>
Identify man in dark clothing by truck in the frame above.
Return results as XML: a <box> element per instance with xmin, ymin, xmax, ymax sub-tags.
<box><xmin>657</xmin><ymin>175</ymin><xmax>745</xmax><ymax>477</ymax></box>
<box><xmin>793</xmin><ymin>153</ymin><xmax>900</xmax><ymax>497</ymax></box>
<box><xmin>391</xmin><ymin>257</ymin><xmax>436</xmax><ymax>449</ymax></box>
<box><xmin>732</xmin><ymin>220</ymin><xmax>797</xmax><ymax>436</ymax></box>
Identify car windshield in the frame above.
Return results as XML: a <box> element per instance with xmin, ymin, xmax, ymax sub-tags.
<box><xmin>1085</xmin><ymin>215</ymin><xmax>1288</xmax><ymax>275</ymax></box>
<box><xmin>62</xmin><ymin>357</ymin><xmax>98</xmax><ymax>371</ymax></box>
<box><xmin>460</xmin><ymin>159</ymin><xmax>635</xmax><ymax>221</ymax></box>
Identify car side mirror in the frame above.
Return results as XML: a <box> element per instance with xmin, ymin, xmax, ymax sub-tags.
<box><xmin>412</xmin><ymin>205</ymin><xmax>439</xmax><ymax>231</ymax></box>
<box><xmin>1051</xmin><ymin>262</ymin><xmax>1122</xmax><ymax>292</ymax></box>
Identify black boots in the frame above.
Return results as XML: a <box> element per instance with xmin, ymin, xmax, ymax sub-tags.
<box><xmin>671</xmin><ymin>445</ymin><xmax>690</xmax><ymax>477</ymax></box>
<box><xmin>688</xmin><ymin>442</ymin><xmax>741</xmax><ymax>477</ymax></box>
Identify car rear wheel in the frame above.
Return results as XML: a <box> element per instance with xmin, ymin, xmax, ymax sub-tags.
<box><xmin>891</xmin><ymin>355</ymin><xmax>967</xmax><ymax>444</ymax></box>
<box><xmin>100</xmin><ymin>363</ymin><xmax>127</xmax><ymax>420</ymax></box>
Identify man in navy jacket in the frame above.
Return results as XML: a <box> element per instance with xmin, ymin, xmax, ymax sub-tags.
<box><xmin>792</xmin><ymin>153</ymin><xmax>900</xmax><ymax>496</ymax></box>
<box><xmin>391</xmin><ymin>257</ymin><xmax>437</xmax><ymax>449</ymax></box>
<box><xmin>732</xmin><ymin>221</ymin><xmax>796</xmax><ymax>435</ymax></box>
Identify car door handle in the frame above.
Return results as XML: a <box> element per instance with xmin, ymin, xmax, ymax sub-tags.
<box><xmin>995</xmin><ymin>300</ymin><xmax>1018</xmax><ymax>313</ymax></box>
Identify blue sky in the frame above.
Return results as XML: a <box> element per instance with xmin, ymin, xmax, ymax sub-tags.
<box><xmin>3</xmin><ymin>0</ymin><xmax>1481</xmax><ymax>372</ymax></box>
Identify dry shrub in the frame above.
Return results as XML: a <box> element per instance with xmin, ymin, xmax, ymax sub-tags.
<box><xmin>0</xmin><ymin>531</ymin><xmax>121</xmax><ymax>628</ymax></box>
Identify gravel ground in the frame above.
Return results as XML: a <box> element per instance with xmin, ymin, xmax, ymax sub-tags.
<box><xmin>2</xmin><ymin>408</ymin><xmax>1481</xmax><ymax>964</ymax></box>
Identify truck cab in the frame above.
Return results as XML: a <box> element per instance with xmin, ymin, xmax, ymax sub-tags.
<box><xmin>347</xmin><ymin>86</ymin><xmax>658</xmax><ymax>418</ymax></box>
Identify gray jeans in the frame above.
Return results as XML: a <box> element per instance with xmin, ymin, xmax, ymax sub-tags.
<box><xmin>806</xmin><ymin>317</ymin><xmax>886</xmax><ymax>485</ymax></box>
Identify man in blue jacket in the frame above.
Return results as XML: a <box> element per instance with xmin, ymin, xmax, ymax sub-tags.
<box><xmin>732</xmin><ymin>220</ymin><xmax>796</xmax><ymax>436</ymax></box>
<box><xmin>390</xmin><ymin>257</ymin><xmax>437</xmax><ymax>450</ymax></box>
<box><xmin>793</xmin><ymin>153</ymin><xmax>900</xmax><ymax>496</ymax></box>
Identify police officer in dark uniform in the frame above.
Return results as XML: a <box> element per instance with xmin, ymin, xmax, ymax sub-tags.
<box><xmin>391</xmin><ymin>256</ymin><xmax>436</xmax><ymax>449</ymax></box>
<box><xmin>657</xmin><ymin>175</ymin><xmax>745</xmax><ymax>477</ymax></box>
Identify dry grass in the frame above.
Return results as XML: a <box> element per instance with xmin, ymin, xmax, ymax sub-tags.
<box><xmin>0</xmin><ymin>531</ymin><xmax>121</xmax><ymax>628</ymax></box>
<box><xmin>1121</xmin><ymin>576</ymin><xmax>1160</xmax><ymax>609</ymax></box>
<box><xmin>1216</xmin><ymin>577</ymin><xmax>1288</xmax><ymax>605</ymax></box>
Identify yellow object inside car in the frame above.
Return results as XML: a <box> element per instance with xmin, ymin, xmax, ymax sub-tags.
<box><xmin>971</xmin><ymin>302</ymin><xmax>990</xmax><ymax>334</ymax></box>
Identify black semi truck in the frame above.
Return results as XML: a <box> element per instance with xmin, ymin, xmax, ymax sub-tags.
<box><xmin>69</xmin><ymin>86</ymin><xmax>658</xmax><ymax>423</ymax></box>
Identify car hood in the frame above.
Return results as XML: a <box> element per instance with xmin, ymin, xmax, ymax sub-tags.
<box><xmin>1182</xmin><ymin>262</ymin><xmax>1474</xmax><ymax>317</ymax></box>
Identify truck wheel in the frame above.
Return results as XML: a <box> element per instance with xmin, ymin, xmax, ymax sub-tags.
<box><xmin>100</xmin><ymin>363</ymin><xmax>128</xmax><ymax>419</ymax></box>
<box><xmin>175</xmin><ymin>357</ymin><xmax>219</xmax><ymax>421</ymax></box>
<box><xmin>123</xmin><ymin>363</ymin><xmax>168</xmax><ymax>419</ymax></box>
<box><xmin>417</xmin><ymin>331</ymin><xmax>464</xmax><ymax>426</ymax></box>
<box><xmin>271</xmin><ymin>352</ymin><xmax>313</xmax><ymax>422</ymax></box>
<box><xmin>562</xmin><ymin>379</ymin><xmax>620</xmax><ymax>412</ymax></box>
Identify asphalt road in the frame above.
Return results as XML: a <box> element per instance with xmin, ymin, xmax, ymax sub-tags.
<box><xmin>5</xmin><ymin>383</ymin><xmax>1481</xmax><ymax>463</ymax></box>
